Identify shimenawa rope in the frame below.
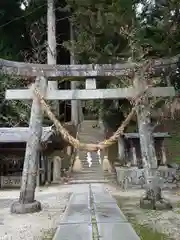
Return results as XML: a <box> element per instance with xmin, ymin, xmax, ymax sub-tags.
<box><xmin>34</xmin><ymin>86</ymin><xmax>149</xmax><ymax>152</ymax></box>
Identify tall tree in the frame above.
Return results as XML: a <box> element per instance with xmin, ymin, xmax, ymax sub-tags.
<box><xmin>47</xmin><ymin>0</ymin><xmax>59</xmax><ymax>114</ymax></box>
<box><xmin>64</xmin><ymin>0</ymin><xmax>136</xmax><ymax>129</ymax></box>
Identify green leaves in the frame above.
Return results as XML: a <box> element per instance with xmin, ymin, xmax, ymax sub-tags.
<box><xmin>63</xmin><ymin>0</ymin><xmax>180</xmax><ymax>126</ymax></box>
<box><xmin>0</xmin><ymin>0</ymin><xmax>180</xmax><ymax>128</ymax></box>
<box><xmin>0</xmin><ymin>74</ymin><xmax>30</xmax><ymax>127</ymax></box>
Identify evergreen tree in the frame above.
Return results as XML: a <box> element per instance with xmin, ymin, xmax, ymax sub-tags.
<box><xmin>63</xmin><ymin>0</ymin><xmax>180</xmax><ymax>128</ymax></box>
<box><xmin>63</xmin><ymin>0</ymin><xmax>142</xmax><ymax>128</ymax></box>
<box><xmin>0</xmin><ymin>0</ymin><xmax>180</xmax><ymax>127</ymax></box>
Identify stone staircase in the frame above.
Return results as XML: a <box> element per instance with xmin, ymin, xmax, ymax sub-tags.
<box><xmin>70</xmin><ymin>120</ymin><xmax>117</xmax><ymax>183</ymax></box>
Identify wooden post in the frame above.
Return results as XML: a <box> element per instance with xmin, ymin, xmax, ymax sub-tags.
<box><xmin>10</xmin><ymin>77</ymin><xmax>47</xmax><ymax>214</ymax></box>
<box><xmin>134</xmin><ymin>75</ymin><xmax>157</xmax><ymax>173</ymax></box>
<box><xmin>47</xmin><ymin>0</ymin><xmax>59</xmax><ymax>114</ymax></box>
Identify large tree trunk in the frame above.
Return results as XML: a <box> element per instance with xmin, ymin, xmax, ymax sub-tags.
<box><xmin>11</xmin><ymin>77</ymin><xmax>47</xmax><ymax>214</ymax></box>
<box><xmin>47</xmin><ymin>0</ymin><xmax>59</xmax><ymax>114</ymax></box>
<box><xmin>134</xmin><ymin>75</ymin><xmax>157</xmax><ymax>172</ymax></box>
<box><xmin>134</xmin><ymin>75</ymin><xmax>172</xmax><ymax>210</ymax></box>
<box><xmin>137</xmin><ymin>104</ymin><xmax>157</xmax><ymax>171</ymax></box>
<box><xmin>70</xmin><ymin>22</ymin><xmax>80</xmax><ymax>126</ymax></box>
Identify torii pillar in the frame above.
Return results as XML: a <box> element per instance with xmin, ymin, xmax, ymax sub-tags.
<box><xmin>11</xmin><ymin>77</ymin><xmax>46</xmax><ymax>214</ymax></box>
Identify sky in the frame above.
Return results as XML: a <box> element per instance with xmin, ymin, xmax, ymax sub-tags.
<box><xmin>21</xmin><ymin>0</ymin><xmax>28</xmax><ymax>10</ymax></box>
<box><xmin>20</xmin><ymin>0</ymin><xmax>155</xmax><ymax>11</ymax></box>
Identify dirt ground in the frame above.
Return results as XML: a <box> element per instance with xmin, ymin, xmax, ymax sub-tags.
<box><xmin>0</xmin><ymin>185</ymin><xmax>72</xmax><ymax>240</ymax></box>
<box><xmin>105</xmin><ymin>184</ymin><xmax>180</xmax><ymax>239</ymax></box>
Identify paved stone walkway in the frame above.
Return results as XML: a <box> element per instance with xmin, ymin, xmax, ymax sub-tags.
<box><xmin>53</xmin><ymin>184</ymin><xmax>140</xmax><ymax>240</ymax></box>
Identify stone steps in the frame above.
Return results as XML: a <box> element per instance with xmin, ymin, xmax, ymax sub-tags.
<box><xmin>71</xmin><ymin>171</ymin><xmax>116</xmax><ymax>182</ymax></box>
<box><xmin>71</xmin><ymin>120</ymin><xmax>117</xmax><ymax>183</ymax></box>
<box><xmin>81</xmin><ymin>162</ymin><xmax>101</xmax><ymax>167</ymax></box>
<box><xmin>72</xmin><ymin>174</ymin><xmax>104</xmax><ymax>178</ymax></box>
<box><xmin>69</xmin><ymin>179</ymin><xmax>109</xmax><ymax>184</ymax></box>
<box><xmin>71</xmin><ymin>176</ymin><xmax>106</xmax><ymax>181</ymax></box>
<box><xmin>71</xmin><ymin>169</ymin><xmax>105</xmax><ymax>179</ymax></box>
<box><xmin>73</xmin><ymin>169</ymin><xmax>102</xmax><ymax>173</ymax></box>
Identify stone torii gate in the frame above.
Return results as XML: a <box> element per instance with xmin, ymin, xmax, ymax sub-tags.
<box><xmin>0</xmin><ymin>56</ymin><xmax>177</xmax><ymax>214</ymax></box>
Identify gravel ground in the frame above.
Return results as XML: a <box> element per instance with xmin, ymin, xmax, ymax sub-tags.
<box><xmin>0</xmin><ymin>186</ymin><xmax>71</xmax><ymax>240</ymax></box>
<box><xmin>105</xmin><ymin>183</ymin><xmax>180</xmax><ymax>239</ymax></box>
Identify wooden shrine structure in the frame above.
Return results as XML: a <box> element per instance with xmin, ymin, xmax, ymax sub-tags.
<box><xmin>0</xmin><ymin>125</ymin><xmax>75</xmax><ymax>188</ymax></box>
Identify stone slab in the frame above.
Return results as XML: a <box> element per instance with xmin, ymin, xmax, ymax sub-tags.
<box><xmin>60</xmin><ymin>193</ymin><xmax>91</xmax><ymax>224</ymax></box>
<box><xmin>96</xmin><ymin>222</ymin><xmax>140</xmax><ymax>240</ymax></box>
<box><xmin>53</xmin><ymin>223</ymin><xmax>92</xmax><ymax>240</ymax></box>
<box><xmin>61</xmin><ymin>203</ymin><xmax>91</xmax><ymax>224</ymax></box>
<box><xmin>92</xmin><ymin>191</ymin><xmax>116</xmax><ymax>204</ymax></box>
<box><xmin>90</xmin><ymin>184</ymin><xmax>104</xmax><ymax>192</ymax></box>
<box><xmin>69</xmin><ymin>192</ymin><xmax>90</xmax><ymax>205</ymax></box>
<box><xmin>94</xmin><ymin>202</ymin><xmax>127</xmax><ymax>223</ymax></box>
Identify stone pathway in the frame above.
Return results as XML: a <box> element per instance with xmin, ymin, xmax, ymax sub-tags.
<box><xmin>53</xmin><ymin>184</ymin><xmax>140</xmax><ymax>240</ymax></box>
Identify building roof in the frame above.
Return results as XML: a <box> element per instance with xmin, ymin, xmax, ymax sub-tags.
<box><xmin>0</xmin><ymin>127</ymin><xmax>53</xmax><ymax>143</ymax></box>
<box><xmin>124</xmin><ymin>132</ymin><xmax>170</xmax><ymax>139</ymax></box>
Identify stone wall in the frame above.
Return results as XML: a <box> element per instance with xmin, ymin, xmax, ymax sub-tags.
<box><xmin>1</xmin><ymin>175</ymin><xmax>21</xmax><ymax>188</ymax></box>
